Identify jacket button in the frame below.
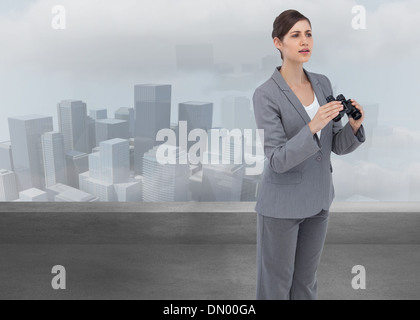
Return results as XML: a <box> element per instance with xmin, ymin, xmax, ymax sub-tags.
<box><xmin>317</xmin><ymin>156</ymin><xmax>322</xmax><ymax>161</ymax></box>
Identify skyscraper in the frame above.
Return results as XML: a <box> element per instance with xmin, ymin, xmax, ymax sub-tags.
<box><xmin>134</xmin><ymin>84</ymin><xmax>171</xmax><ymax>140</ymax></box>
<box><xmin>95</xmin><ymin>119</ymin><xmax>129</xmax><ymax>147</ymax></box>
<box><xmin>0</xmin><ymin>141</ymin><xmax>13</xmax><ymax>171</ymax></box>
<box><xmin>8</xmin><ymin>115</ymin><xmax>53</xmax><ymax>191</ymax></box>
<box><xmin>79</xmin><ymin>138</ymin><xmax>140</xmax><ymax>201</ymax></box>
<box><xmin>178</xmin><ymin>101</ymin><xmax>213</xmax><ymax>154</ymax></box>
<box><xmin>115</xmin><ymin>107</ymin><xmax>135</xmax><ymax>138</ymax></box>
<box><xmin>100</xmin><ymin>138</ymin><xmax>130</xmax><ymax>184</ymax></box>
<box><xmin>134</xmin><ymin>84</ymin><xmax>171</xmax><ymax>175</ymax></box>
<box><xmin>41</xmin><ymin>132</ymin><xmax>67</xmax><ymax>188</ymax></box>
<box><xmin>142</xmin><ymin>145</ymin><xmax>189</xmax><ymax>202</ymax></box>
<box><xmin>65</xmin><ymin>150</ymin><xmax>88</xmax><ymax>189</ymax></box>
<box><xmin>0</xmin><ymin>169</ymin><xmax>18</xmax><ymax>201</ymax></box>
<box><xmin>57</xmin><ymin>100</ymin><xmax>89</xmax><ymax>153</ymax></box>
<box><xmin>89</xmin><ymin>109</ymin><xmax>107</xmax><ymax>120</ymax></box>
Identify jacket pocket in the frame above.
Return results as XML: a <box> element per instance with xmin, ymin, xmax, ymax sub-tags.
<box><xmin>265</xmin><ymin>171</ymin><xmax>302</xmax><ymax>185</ymax></box>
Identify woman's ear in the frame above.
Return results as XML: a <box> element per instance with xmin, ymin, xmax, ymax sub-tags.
<box><xmin>273</xmin><ymin>37</ymin><xmax>283</xmax><ymax>51</ymax></box>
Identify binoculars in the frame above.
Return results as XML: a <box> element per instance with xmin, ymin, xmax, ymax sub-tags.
<box><xmin>326</xmin><ymin>94</ymin><xmax>362</xmax><ymax>122</ymax></box>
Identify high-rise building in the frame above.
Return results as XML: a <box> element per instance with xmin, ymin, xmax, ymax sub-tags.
<box><xmin>65</xmin><ymin>150</ymin><xmax>88</xmax><ymax>189</ymax></box>
<box><xmin>100</xmin><ymin>139</ymin><xmax>130</xmax><ymax>184</ymax></box>
<box><xmin>178</xmin><ymin>101</ymin><xmax>213</xmax><ymax>154</ymax></box>
<box><xmin>142</xmin><ymin>145</ymin><xmax>189</xmax><ymax>202</ymax></box>
<box><xmin>95</xmin><ymin>119</ymin><xmax>129</xmax><ymax>147</ymax></box>
<box><xmin>79</xmin><ymin>138</ymin><xmax>140</xmax><ymax>201</ymax></box>
<box><xmin>0</xmin><ymin>169</ymin><xmax>18</xmax><ymax>201</ymax></box>
<box><xmin>115</xmin><ymin>107</ymin><xmax>135</xmax><ymax>138</ymax></box>
<box><xmin>8</xmin><ymin>115</ymin><xmax>53</xmax><ymax>191</ymax></box>
<box><xmin>134</xmin><ymin>84</ymin><xmax>171</xmax><ymax>175</ymax></box>
<box><xmin>42</xmin><ymin>132</ymin><xmax>67</xmax><ymax>188</ymax></box>
<box><xmin>57</xmin><ymin>100</ymin><xmax>89</xmax><ymax>153</ymax></box>
<box><xmin>87</xmin><ymin>116</ymin><xmax>96</xmax><ymax>154</ymax></box>
<box><xmin>134</xmin><ymin>84</ymin><xmax>171</xmax><ymax>139</ymax></box>
<box><xmin>0</xmin><ymin>141</ymin><xmax>13</xmax><ymax>171</ymax></box>
<box><xmin>200</xmin><ymin>127</ymin><xmax>245</xmax><ymax>201</ymax></box>
<box><xmin>89</xmin><ymin>109</ymin><xmax>107</xmax><ymax>120</ymax></box>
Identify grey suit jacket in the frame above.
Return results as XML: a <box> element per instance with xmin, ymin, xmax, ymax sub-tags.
<box><xmin>253</xmin><ymin>67</ymin><xmax>366</xmax><ymax>219</ymax></box>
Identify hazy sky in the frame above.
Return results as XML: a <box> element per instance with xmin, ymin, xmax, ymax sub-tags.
<box><xmin>0</xmin><ymin>0</ymin><xmax>419</xmax><ymax>201</ymax></box>
<box><xmin>1</xmin><ymin>0</ymin><xmax>419</xmax><ymax>138</ymax></box>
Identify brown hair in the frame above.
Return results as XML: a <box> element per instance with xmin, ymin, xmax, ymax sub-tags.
<box><xmin>272</xmin><ymin>10</ymin><xmax>312</xmax><ymax>60</ymax></box>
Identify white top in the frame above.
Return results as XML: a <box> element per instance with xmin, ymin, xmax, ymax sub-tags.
<box><xmin>303</xmin><ymin>93</ymin><xmax>321</xmax><ymax>139</ymax></box>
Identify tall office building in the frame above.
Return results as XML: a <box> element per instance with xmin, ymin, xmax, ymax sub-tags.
<box><xmin>79</xmin><ymin>138</ymin><xmax>140</xmax><ymax>201</ymax></box>
<box><xmin>57</xmin><ymin>100</ymin><xmax>89</xmax><ymax>153</ymax></box>
<box><xmin>95</xmin><ymin>119</ymin><xmax>129</xmax><ymax>147</ymax></box>
<box><xmin>100</xmin><ymin>139</ymin><xmax>130</xmax><ymax>184</ymax></box>
<box><xmin>134</xmin><ymin>84</ymin><xmax>171</xmax><ymax>139</ymax></box>
<box><xmin>200</xmin><ymin>127</ymin><xmax>245</xmax><ymax>201</ymax></box>
<box><xmin>8</xmin><ymin>115</ymin><xmax>53</xmax><ymax>191</ymax></box>
<box><xmin>142</xmin><ymin>145</ymin><xmax>189</xmax><ymax>202</ymax></box>
<box><xmin>41</xmin><ymin>132</ymin><xmax>67</xmax><ymax>188</ymax></box>
<box><xmin>115</xmin><ymin>107</ymin><xmax>135</xmax><ymax>138</ymax></box>
<box><xmin>134</xmin><ymin>84</ymin><xmax>171</xmax><ymax>175</ymax></box>
<box><xmin>89</xmin><ymin>109</ymin><xmax>107</xmax><ymax>120</ymax></box>
<box><xmin>65</xmin><ymin>150</ymin><xmax>88</xmax><ymax>189</ymax></box>
<box><xmin>87</xmin><ymin>116</ymin><xmax>96</xmax><ymax>153</ymax></box>
<box><xmin>178</xmin><ymin>101</ymin><xmax>213</xmax><ymax>154</ymax></box>
<box><xmin>0</xmin><ymin>169</ymin><xmax>18</xmax><ymax>201</ymax></box>
<box><xmin>0</xmin><ymin>141</ymin><xmax>13</xmax><ymax>171</ymax></box>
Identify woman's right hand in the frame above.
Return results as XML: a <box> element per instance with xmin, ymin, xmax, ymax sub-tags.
<box><xmin>308</xmin><ymin>101</ymin><xmax>343</xmax><ymax>135</ymax></box>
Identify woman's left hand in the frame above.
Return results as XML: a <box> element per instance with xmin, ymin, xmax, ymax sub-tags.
<box><xmin>348</xmin><ymin>99</ymin><xmax>365</xmax><ymax>135</ymax></box>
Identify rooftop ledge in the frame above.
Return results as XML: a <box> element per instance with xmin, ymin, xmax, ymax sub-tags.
<box><xmin>0</xmin><ymin>202</ymin><xmax>419</xmax><ymax>245</ymax></box>
<box><xmin>1</xmin><ymin>201</ymin><xmax>420</xmax><ymax>213</ymax></box>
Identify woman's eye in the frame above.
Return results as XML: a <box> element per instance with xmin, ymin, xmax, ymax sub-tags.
<box><xmin>306</xmin><ymin>33</ymin><xmax>312</xmax><ymax>37</ymax></box>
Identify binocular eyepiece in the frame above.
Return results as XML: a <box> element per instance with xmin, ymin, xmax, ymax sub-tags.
<box><xmin>326</xmin><ymin>94</ymin><xmax>362</xmax><ymax>122</ymax></box>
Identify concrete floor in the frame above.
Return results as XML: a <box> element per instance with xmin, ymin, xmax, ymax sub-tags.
<box><xmin>1</xmin><ymin>202</ymin><xmax>419</xmax><ymax>300</ymax></box>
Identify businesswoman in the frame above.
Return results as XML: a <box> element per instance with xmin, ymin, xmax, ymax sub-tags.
<box><xmin>253</xmin><ymin>9</ymin><xmax>366</xmax><ymax>300</ymax></box>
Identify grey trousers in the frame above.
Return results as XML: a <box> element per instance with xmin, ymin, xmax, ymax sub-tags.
<box><xmin>256</xmin><ymin>210</ymin><xmax>329</xmax><ymax>300</ymax></box>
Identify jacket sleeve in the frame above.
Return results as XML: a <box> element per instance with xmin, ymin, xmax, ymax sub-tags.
<box><xmin>253</xmin><ymin>88</ymin><xmax>320</xmax><ymax>174</ymax></box>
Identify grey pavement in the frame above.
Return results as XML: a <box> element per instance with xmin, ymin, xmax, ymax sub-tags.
<box><xmin>0</xmin><ymin>202</ymin><xmax>419</xmax><ymax>300</ymax></box>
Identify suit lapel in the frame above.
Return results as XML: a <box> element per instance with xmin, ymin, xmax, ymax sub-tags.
<box><xmin>271</xmin><ymin>67</ymin><xmax>312</xmax><ymax>125</ymax></box>
<box><xmin>305</xmin><ymin>70</ymin><xmax>331</xmax><ymax>146</ymax></box>
<box><xmin>271</xmin><ymin>66</ymin><xmax>332</xmax><ymax>146</ymax></box>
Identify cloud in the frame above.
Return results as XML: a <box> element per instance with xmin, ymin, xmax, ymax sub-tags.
<box><xmin>333</xmin><ymin>159</ymin><xmax>420</xmax><ymax>201</ymax></box>
<box><xmin>332</xmin><ymin>126</ymin><xmax>420</xmax><ymax>201</ymax></box>
<box><xmin>5</xmin><ymin>0</ymin><xmax>417</xmax><ymax>77</ymax></box>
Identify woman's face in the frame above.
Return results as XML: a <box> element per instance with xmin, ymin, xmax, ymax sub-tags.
<box><xmin>274</xmin><ymin>19</ymin><xmax>313</xmax><ymax>63</ymax></box>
